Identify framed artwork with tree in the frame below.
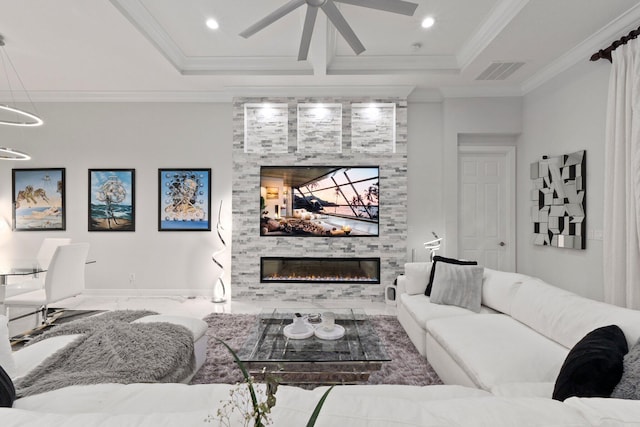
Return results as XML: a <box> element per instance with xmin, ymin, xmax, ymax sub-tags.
<box><xmin>89</xmin><ymin>169</ymin><xmax>135</xmax><ymax>231</ymax></box>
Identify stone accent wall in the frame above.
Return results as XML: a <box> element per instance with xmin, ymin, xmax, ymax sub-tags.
<box><xmin>232</xmin><ymin>97</ymin><xmax>408</xmax><ymax>302</ymax></box>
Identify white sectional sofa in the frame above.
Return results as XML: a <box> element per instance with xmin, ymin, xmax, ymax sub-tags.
<box><xmin>2</xmin><ymin>306</ymin><xmax>640</xmax><ymax>425</ymax></box>
<box><xmin>397</xmin><ymin>262</ymin><xmax>640</xmax><ymax>397</ymax></box>
<box><xmin>5</xmin><ymin>382</ymin><xmax>640</xmax><ymax>426</ymax></box>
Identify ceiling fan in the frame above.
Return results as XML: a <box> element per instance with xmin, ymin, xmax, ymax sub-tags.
<box><xmin>239</xmin><ymin>0</ymin><xmax>419</xmax><ymax>61</ymax></box>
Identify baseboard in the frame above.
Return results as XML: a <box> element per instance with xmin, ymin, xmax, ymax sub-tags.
<box><xmin>82</xmin><ymin>289</ymin><xmax>213</xmax><ymax>298</ymax></box>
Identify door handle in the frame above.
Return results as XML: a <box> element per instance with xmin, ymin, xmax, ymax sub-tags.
<box><xmin>499</xmin><ymin>241</ymin><xmax>505</xmax><ymax>247</ymax></box>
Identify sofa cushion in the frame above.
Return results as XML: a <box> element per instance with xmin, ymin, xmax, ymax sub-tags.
<box><xmin>0</xmin><ymin>316</ymin><xmax>14</xmax><ymax>379</ymax></box>
<box><xmin>426</xmin><ymin>256</ymin><xmax>477</xmax><ymax>296</ymax></box>
<box><xmin>490</xmin><ymin>382</ymin><xmax>555</xmax><ymax>398</ymax></box>
<box><xmin>564</xmin><ymin>396</ymin><xmax>640</xmax><ymax>425</ymax></box>
<box><xmin>399</xmin><ymin>294</ymin><xmax>495</xmax><ymax>331</ymax></box>
<box><xmin>611</xmin><ymin>336</ymin><xmax>640</xmax><ymax>399</ymax></box>
<box><xmin>552</xmin><ymin>325</ymin><xmax>628</xmax><ymax>401</ymax></box>
<box><xmin>429</xmin><ymin>262</ymin><xmax>484</xmax><ymax>313</ymax></box>
<box><xmin>0</xmin><ymin>364</ymin><xmax>15</xmax><ymax>407</ymax></box>
<box><xmin>510</xmin><ymin>278</ymin><xmax>640</xmax><ymax>350</ymax></box>
<box><xmin>481</xmin><ymin>268</ymin><xmax>526</xmax><ymax>315</ymax></box>
<box><xmin>426</xmin><ymin>314</ymin><xmax>568</xmax><ymax>390</ymax></box>
<box><xmin>403</xmin><ymin>262</ymin><xmax>432</xmax><ymax>295</ymax></box>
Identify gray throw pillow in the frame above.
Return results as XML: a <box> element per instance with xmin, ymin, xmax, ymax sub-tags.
<box><xmin>429</xmin><ymin>262</ymin><xmax>484</xmax><ymax>312</ymax></box>
<box><xmin>611</xmin><ymin>337</ymin><xmax>640</xmax><ymax>399</ymax></box>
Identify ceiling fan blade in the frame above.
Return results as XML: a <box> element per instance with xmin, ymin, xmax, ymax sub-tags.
<box><xmin>321</xmin><ymin>0</ymin><xmax>365</xmax><ymax>55</ymax></box>
<box><xmin>239</xmin><ymin>0</ymin><xmax>306</xmax><ymax>38</ymax></box>
<box><xmin>298</xmin><ymin>6</ymin><xmax>319</xmax><ymax>61</ymax></box>
<box><xmin>334</xmin><ymin>0</ymin><xmax>418</xmax><ymax>16</ymax></box>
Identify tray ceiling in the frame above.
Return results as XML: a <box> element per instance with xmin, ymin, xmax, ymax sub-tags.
<box><xmin>0</xmin><ymin>0</ymin><xmax>638</xmax><ymax>101</ymax></box>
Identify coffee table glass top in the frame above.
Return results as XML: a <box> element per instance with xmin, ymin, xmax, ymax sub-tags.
<box><xmin>237</xmin><ymin>308</ymin><xmax>390</xmax><ymax>363</ymax></box>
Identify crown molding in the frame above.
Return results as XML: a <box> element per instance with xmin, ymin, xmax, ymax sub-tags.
<box><xmin>457</xmin><ymin>0</ymin><xmax>530</xmax><ymax>71</ymax></box>
<box><xmin>226</xmin><ymin>85</ymin><xmax>415</xmax><ymax>98</ymax></box>
<box><xmin>407</xmin><ymin>88</ymin><xmax>444</xmax><ymax>103</ymax></box>
<box><xmin>328</xmin><ymin>55</ymin><xmax>459</xmax><ymax>74</ymax></box>
<box><xmin>521</xmin><ymin>3</ymin><xmax>640</xmax><ymax>94</ymax></box>
<box><xmin>180</xmin><ymin>56</ymin><xmax>313</xmax><ymax>75</ymax></box>
<box><xmin>0</xmin><ymin>86</ymin><xmax>416</xmax><ymax>103</ymax></box>
<box><xmin>109</xmin><ymin>0</ymin><xmax>186</xmax><ymax>70</ymax></box>
<box><xmin>440</xmin><ymin>85</ymin><xmax>523</xmax><ymax>98</ymax></box>
<box><xmin>0</xmin><ymin>91</ymin><xmax>234</xmax><ymax>103</ymax></box>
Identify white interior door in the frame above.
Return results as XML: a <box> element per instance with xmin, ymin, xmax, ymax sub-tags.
<box><xmin>458</xmin><ymin>146</ymin><xmax>515</xmax><ymax>271</ymax></box>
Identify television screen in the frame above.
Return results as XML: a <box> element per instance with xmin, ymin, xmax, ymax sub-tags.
<box><xmin>260</xmin><ymin>166</ymin><xmax>379</xmax><ymax>237</ymax></box>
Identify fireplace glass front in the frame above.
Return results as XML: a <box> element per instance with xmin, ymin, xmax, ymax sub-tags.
<box><xmin>261</xmin><ymin>257</ymin><xmax>380</xmax><ymax>284</ymax></box>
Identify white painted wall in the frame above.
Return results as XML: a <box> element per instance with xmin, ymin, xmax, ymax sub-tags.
<box><xmin>442</xmin><ymin>97</ymin><xmax>523</xmax><ymax>257</ymax></box>
<box><xmin>518</xmin><ymin>60</ymin><xmax>611</xmax><ymax>301</ymax></box>
<box><xmin>0</xmin><ymin>78</ymin><xmax>608</xmax><ymax>301</ymax></box>
<box><xmin>406</xmin><ymin>102</ymin><xmax>444</xmax><ymax>262</ymax></box>
<box><xmin>0</xmin><ymin>102</ymin><xmax>232</xmax><ymax>296</ymax></box>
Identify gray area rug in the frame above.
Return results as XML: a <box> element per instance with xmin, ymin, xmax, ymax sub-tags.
<box><xmin>190</xmin><ymin>313</ymin><xmax>442</xmax><ymax>386</ymax></box>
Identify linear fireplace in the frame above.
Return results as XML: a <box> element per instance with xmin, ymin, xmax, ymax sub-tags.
<box><xmin>261</xmin><ymin>257</ymin><xmax>380</xmax><ymax>284</ymax></box>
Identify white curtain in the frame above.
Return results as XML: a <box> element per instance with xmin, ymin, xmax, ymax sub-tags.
<box><xmin>604</xmin><ymin>38</ymin><xmax>640</xmax><ymax>308</ymax></box>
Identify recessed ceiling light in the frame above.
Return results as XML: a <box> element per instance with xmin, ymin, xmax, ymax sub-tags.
<box><xmin>206</xmin><ymin>18</ymin><xmax>219</xmax><ymax>30</ymax></box>
<box><xmin>421</xmin><ymin>16</ymin><xmax>435</xmax><ymax>29</ymax></box>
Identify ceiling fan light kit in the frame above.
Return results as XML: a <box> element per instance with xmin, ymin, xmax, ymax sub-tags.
<box><xmin>239</xmin><ymin>0</ymin><xmax>419</xmax><ymax>61</ymax></box>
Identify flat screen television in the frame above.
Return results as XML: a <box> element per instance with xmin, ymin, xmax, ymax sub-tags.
<box><xmin>260</xmin><ymin>166</ymin><xmax>379</xmax><ymax>237</ymax></box>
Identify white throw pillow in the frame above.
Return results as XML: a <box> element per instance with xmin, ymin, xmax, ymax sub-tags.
<box><xmin>404</xmin><ymin>262</ymin><xmax>432</xmax><ymax>295</ymax></box>
<box><xmin>429</xmin><ymin>262</ymin><xmax>484</xmax><ymax>313</ymax></box>
<box><xmin>0</xmin><ymin>315</ymin><xmax>15</xmax><ymax>378</ymax></box>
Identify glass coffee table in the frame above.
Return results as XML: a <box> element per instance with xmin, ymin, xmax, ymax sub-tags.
<box><xmin>237</xmin><ymin>308</ymin><xmax>390</xmax><ymax>385</ymax></box>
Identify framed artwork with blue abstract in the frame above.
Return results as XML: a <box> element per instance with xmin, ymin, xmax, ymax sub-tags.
<box><xmin>12</xmin><ymin>168</ymin><xmax>65</xmax><ymax>231</ymax></box>
<box><xmin>158</xmin><ymin>168</ymin><xmax>211</xmax><ymax>231</ymax></box>
<box><xmin>89</xmin><ymin>169</ymin><xmax>135</xmax><ymax>231</ymax></box>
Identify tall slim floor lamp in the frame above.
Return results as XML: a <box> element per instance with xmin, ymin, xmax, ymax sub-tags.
<box><xmin>212</xmin><ymin>201</ymin><xmax>227</xmax><ymax>303</ymax></box>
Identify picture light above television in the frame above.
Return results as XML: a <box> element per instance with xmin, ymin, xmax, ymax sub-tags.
<box><xmin>260</xmin><ymin>166</ymin><xmax>379</xmax><ymax>237</ymax></box>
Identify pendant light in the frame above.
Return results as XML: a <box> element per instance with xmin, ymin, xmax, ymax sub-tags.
<box><xmin>0</xmin><ymin>34</ymin><xmax>43</xmax><ymax>127</ymax></box>
<box><xmin>0</xmin><ymin>147</ymin><xmax>30</xmax><ymax>160</ymax></box>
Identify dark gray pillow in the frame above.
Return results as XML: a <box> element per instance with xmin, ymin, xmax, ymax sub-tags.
<box><xmin>429</xmin><ymin>262</ymin><xmax>484</xmax><ymax>312</ymax></box>
<box><xmin>612</xmin><ymin>336</ymin><xmax>640</xmax><ymax>399</ymax></box>
<box><xmin>0</xmin><ymin>364</ymin><xmax>15</xmax><ymax>407</ymax></box>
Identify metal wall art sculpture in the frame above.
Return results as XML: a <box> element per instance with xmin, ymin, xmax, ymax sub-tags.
<box><xmin>530</xmin><ymin>150</ymin><xmax>586</xmax><ymax>249</ymax></box>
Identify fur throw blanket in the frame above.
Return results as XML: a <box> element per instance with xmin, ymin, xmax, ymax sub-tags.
<box><xmin>16</xmin><ymin>310</ymin><xmax>195</xmax><ymax>397</ymax></box>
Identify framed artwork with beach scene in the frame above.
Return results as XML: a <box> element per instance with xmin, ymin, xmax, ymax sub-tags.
<box><xmin>158</xmin><ymin>168</ymin><xmax>211</xmax><ymax>231</ymax></box>
<box><xmin>89</xmin><ymin>169</ymin><xmax>135</xmax><ymax>231</ymax></box>
<box><xmin>12</xmin><ymin>168</ymin><xmax>65</xmax><ymax>231</ymax></box>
